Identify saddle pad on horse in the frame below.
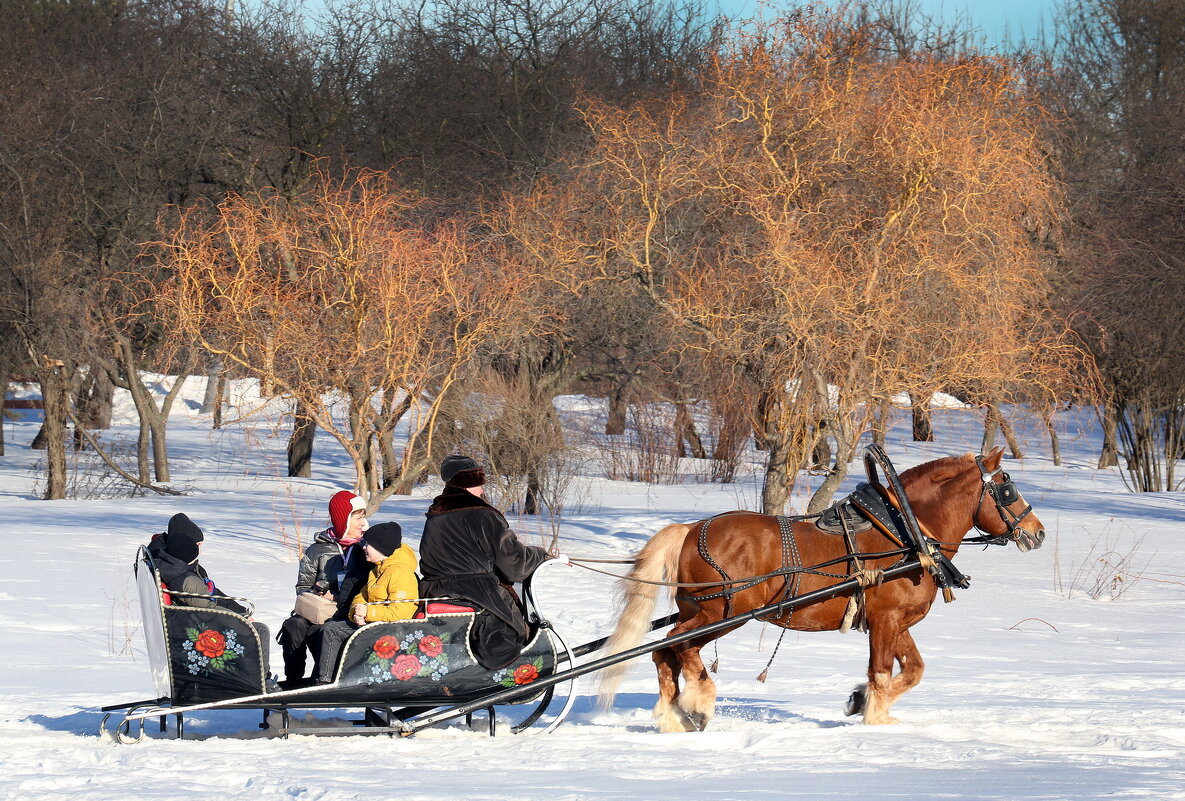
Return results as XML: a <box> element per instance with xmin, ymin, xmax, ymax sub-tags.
<box><xmin>815</xmin><ymin>500</ymin><xmax>874</xmax><ymax>535</ymax></box>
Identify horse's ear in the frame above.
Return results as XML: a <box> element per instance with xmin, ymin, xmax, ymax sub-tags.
<box><xmin>984</xmin><ymin>446</ymin><xmax>1006</xmax><ymax>471</ymax></box>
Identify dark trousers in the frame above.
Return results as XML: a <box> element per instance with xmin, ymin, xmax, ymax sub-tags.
<box><xmin>471</xmin><ymin>610</ymin><xmax>529</xmax><ymax>669</ymax></box>
<box><xmin>315</xmin><ymin>620</ymin><xmax>360</xmax><ymax>683</ymax></box>
<box><xmin>278</xmin><ymin>613</ymin><xmax>322</xmax><ymax>682</ymax></box>
<box><xmin>252</xmin><ymin>621</ymin><xmax>272</xmax><ymax>674</ymax></box>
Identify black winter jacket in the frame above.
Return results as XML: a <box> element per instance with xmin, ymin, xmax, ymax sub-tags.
<box><xmin>294</xmin><ymin>528</ymin><xmax>369</xmax><ymax>618</ymax></box>
<box><xmin>419</xmin><ymin>487</ymin><xmax>549</xmax><ymax>668</ymax></box>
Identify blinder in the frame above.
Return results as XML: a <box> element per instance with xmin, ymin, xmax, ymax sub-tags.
<box><xmin>973</xmin><ymin>456</ymin><xmax>1040</xmax><ymax>549</ymax></box>
<box><xmin>991</xmin><ymin>473</ymin><xmax>1020</xmax><ymax>506</ymax></box>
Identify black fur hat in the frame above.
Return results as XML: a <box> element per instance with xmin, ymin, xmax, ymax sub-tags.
<box><xmin>440</xmin><ymin>454</ymin><xmax>484</xmax><ymax>488</ymax></box>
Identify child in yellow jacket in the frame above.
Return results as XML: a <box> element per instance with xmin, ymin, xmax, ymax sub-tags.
<box><xmin>349</xmin><ymin>526</ymin><xmax>419</xmax><ymax>622</ymax></box>
<box><xmin>315</xmin><ymin>521</ymin><xmax>419</xmax><ymax>683</ymax></box>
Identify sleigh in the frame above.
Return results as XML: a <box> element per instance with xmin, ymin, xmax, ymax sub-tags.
<box><xmin>101</xmin><ymin>546</ymin><xmax>577</xmax><ymax>741</ymax></box>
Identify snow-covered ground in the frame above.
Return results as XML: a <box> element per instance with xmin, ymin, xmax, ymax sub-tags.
<box><xmin>1</xmin><ymin>380</ymin><xmax>1182</xmax><ymax>801</ymax></box>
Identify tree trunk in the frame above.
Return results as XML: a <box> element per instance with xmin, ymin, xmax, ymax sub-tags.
<box><xmin>287</xmin><ymin>402</ymin><xmax>316</xmax><ymax>478</ymax></box>
<box><xmin>377</xmin><ymin>390</ymin><xmax>413</xmax><ymax>489</ymax></box>
<box><xmin>758</xmin><ymin>384</ymin><xmax>800</xmax><ymax>514</ymax></box>
<box><xmin>0</xmin><ymin>359</ymin><xmax>8</xmax><ymax>457</ymax></box>
<box><xmin>201</xmin><ymin>356</ymin><xmax>223</xmax><ymax>414</ymax></box>
<box><xmin>981</xmin><ymin>403</ymin><xmax>1000</xmax><ymax>453</ymax></box>
<box><xmin>38</xmin><ymin>363</ymin><xmax>69</xmax><ymax>500</ymax></box>
<box><xmin>137</xmin><ymin>414</ymin><xmax>151</xmax><ymax>482</ymax></box>
<box><xmin>810</xmin><ymin>422</ymin><xmax>831</xmax><ymax>471</ymax></box>
<box><xmin>674</xmin><ymin>402</ymin><xmax>707</xmax><ymax>459</ymax></box>
<box><xmin>212</xmin><ymin>371</ymin><xmax>226</xmax><ymax>430</ymax></box>
<box><xmin>379</xmin><ymin>425</ymin><xmax>398</xmax><ymax>488</ymax></box>
<box><xmin>76</xmin><ymin>367</ymin><xmax>114</xmax><ymax>430</ymax></box>
<box><xmin>92</xmin><ymin>368</ymin><xmax>114</xmax><ymax>429</ymax></box>
<box><xmin>146</xmin><ymin>373</ymin><xmax>190</xmax><ymax>483</ymax></box>
<box><xmin>150</xmin><ymin>421</ymin><xmax>170</xmax><ymax>482</ymax></box>
<box><xmin>606</xmin><ymin>387</ymin><xmax>629</xmax><ymax>435</ymax></box>
<box><xmin>999</xmin><ymin>408</ymin><xmax>1023</xmax><ymax>459</ymax></box>
<box><xmin>807</xmin><ymin>442</ymin><xmax>854</xmax><ymax>514</ymax></box>
<box><xmin>870</xmin><ymin>397</ymin><xmax>890</xmax><ymax>449</ymax></box>
<box><xmin>910</xmin><ymin>393</ymin><xmax>934</xmax><ymax>441</ymax></box>
<box><xmin>524</xmin><ymin>469</ymin><xmax>541</xmax><ymax>515</ymax></box>
<box><xmin>1098</xmin><ymin>403</ymin><xmax>1119</xmax><ymax>468</ymax></box>
<box><xmin>1046</xmin><ymin>412</ymin><xmax>1061</xmax><ymax>467</ymax></box>
<box><xmin>104</xmin><ymin>320</ymin><xmax>192</xmax><ymax>483</ymax></box>
<box><xmin>760</xmin><ymin>432</ymin><xmax>792</xmax><ymax>515</ymax></box>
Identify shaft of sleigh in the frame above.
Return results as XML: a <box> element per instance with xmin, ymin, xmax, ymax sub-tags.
<box><xmin>400</xmin><ymin>557</ymin><xmax>929</xmax><ymax>735</ymax></box>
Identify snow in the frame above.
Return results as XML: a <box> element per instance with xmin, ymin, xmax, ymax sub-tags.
<box><xmin>1</xmin><ymin>379</ymin><xmax>1182</xmax><ymax>801</ymax></box>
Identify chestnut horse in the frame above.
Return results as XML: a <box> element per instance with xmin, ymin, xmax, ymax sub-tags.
<box><xmin>597</xmin><ymin>447</ymin><xmax>1045</xmax><ymax>731</ymax></box>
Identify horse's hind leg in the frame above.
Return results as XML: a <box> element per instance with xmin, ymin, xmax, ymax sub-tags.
<box><xmin>652</xmin><ymin>645</ymin><xmax>696</xmax><ymax>733</ymax></box>
<box><xmin>674</xmin><ymin>639</ymin><xmax>718</xmax><ymax>732</ymax></box>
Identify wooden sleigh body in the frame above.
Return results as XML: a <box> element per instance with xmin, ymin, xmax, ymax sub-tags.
<box><xmin>101</xmin><ymin>546</ymin><xmax>576</xmax><ymax>741</ymax></box>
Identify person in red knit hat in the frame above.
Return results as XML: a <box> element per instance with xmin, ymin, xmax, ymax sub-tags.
<box><xmin>277</xmin><ymin>490</ymin><xmax>372</xmax><ymax>688</ymax></box>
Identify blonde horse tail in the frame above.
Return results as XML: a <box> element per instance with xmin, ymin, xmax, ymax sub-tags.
<box><xmin>596</xmin><ymin>522</ymin><xmax>690</xmax><ymax>711</ymax></box>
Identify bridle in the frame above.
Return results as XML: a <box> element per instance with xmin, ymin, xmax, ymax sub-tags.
<box><xmin>971</xmin><ymin>455</ymin><xmax>1035</xmax><ymax>545</ymax></box>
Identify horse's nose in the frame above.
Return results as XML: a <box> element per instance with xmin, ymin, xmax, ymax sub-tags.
<box><xmin>1036</xmin><ymin>528</ymin><xmax>1046</xmax><ymax>544</ymax></box>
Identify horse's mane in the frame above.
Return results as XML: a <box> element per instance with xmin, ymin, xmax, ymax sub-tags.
<box><xmin>896</xmin><ymin>453</ymin><xmax>976</xmax><ymax>504</ymax></box>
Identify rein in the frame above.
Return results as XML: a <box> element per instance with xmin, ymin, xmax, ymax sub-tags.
<box><xmin>567</xmin><ymin>549</ymin><xmax>909</xmax><ymax>591</ymax></box>
<box><xmin>567</xmin><ymin>447</ymin><xmax>1028</xmax><ymax>599</ymax></box>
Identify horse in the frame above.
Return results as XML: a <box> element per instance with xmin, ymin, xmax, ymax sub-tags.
<box><xmin>597</xmin><ymin>446</ymin><xmax>1045</xmax><ymax>732</ymax></box>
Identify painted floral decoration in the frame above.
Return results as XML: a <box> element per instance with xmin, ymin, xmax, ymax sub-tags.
<box><xmin>181</xmin><ymin>627</ymin><xmax>245</xmax><ymax>675</ymax></box>
<box><xmin>372</xmin><ymin>635</ymin><xmax>399</xmax><ymax>660</ymax></box>
<box><xmin>366</xmin><ymin>630</ymin><xmax>452</xmax><ymax>682</ymax></box>
<box><xmin>492</xmin><ymin>656</ymin><xmax>544</xmax><ymax>688</ymax></box>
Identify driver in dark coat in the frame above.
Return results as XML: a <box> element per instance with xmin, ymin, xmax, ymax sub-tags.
<box><xmin>418</xmin><ymin>455</ymin><xmax>549</xmax><ymax>669</ymax></box>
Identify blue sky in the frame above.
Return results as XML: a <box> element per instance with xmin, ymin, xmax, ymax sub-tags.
<box><xmin>714</xmin><ymin>0</ymin><xmax>1062</xmax><ymax>46</ymax></box>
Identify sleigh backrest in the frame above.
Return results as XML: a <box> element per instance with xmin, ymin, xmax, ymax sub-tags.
<box><xmin>135</xmin><ymin>545</ymin><xmax>267</xmax><ymax>704</ymax></box>
<box><xmin>135</xmin><ymin>546</ymin><xmax>173</xmax><ymax>699</ymax></box>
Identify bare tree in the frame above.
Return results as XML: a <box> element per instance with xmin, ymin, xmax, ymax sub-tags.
<box><xmin>157</xmin><ymin>167</ymin><xmax>524</xmax><ymax>511</ymax></box>
<box><xmin>1047</xmin><ymin>0</ymin><xmax>1185</xmax><ymax>490</ymax></box>
<box><xmin>537</xmin><ymin>9</ymin><xmax>1083</xmax><ymax>512</ymax></box>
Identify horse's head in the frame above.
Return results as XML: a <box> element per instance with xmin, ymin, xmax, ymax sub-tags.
<box><xmin>972</xmin><ymin>447</ymin><xmax>1045</xmax><ymax>552</ymax></box>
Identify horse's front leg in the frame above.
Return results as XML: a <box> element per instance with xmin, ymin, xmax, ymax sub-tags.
<box><xmin>861</xmin><ymin>621</ymin><xmax>901</xmax><ymax>724</ymax></box>
<box><xmin>886</xmin><ymin>628</ymin><xmax>924</xmax><ymax>706</ymax></box>
<box><xmin>845</xmin><ymin>627</ymin><xmax>924</xmax><ymax>721</ymax></box>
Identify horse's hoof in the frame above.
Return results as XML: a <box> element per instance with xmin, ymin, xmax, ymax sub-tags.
<box><xmin>844</xmin><ymin>685</ymin><xmax>867</xmax><ymax>717</ymax></box>
<box><xmin>684</xmin><ymin>711</ymin><xmax>710</xmax><ymax>731</ymax></box>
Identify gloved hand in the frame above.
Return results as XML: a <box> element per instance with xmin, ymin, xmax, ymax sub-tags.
<box><xmin>553</xmin><ymin>553</ymin><xmax>572</xmax><ymax>566</ymax></box>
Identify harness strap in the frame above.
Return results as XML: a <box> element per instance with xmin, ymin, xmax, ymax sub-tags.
<box><xmin>775</xmin><ymin>515</ymin><xmax>803</xmax><ymax>620</ymax></box>
<box><xmin>697</xmin><ymin>517</ymin><xmax>735</xmax><ymax>617</ymax></box>
<box><xmin>838</xmin><ymin>512</ymin><xmax>865</xmax><ymax>633</ymax></box>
